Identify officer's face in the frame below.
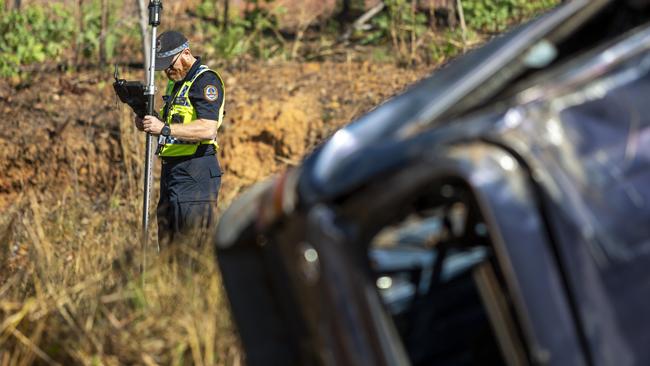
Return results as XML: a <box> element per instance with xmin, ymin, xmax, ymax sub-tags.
<box><xmin>164</xmin><ymin>51</ymin><xmax>185</xmax><ymax>81</ymax></box>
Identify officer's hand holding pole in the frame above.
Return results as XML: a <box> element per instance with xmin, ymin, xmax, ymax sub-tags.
<box><xmin>142</xmin><ymin>115</ymin><xmax>164</xmax><ymax>135</ymax></box>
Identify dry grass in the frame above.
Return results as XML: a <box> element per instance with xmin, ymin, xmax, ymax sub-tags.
<box><xmin>0</xmin><ymin>110</ymin><xmax>241</xmax><ymax>365</ymax></box>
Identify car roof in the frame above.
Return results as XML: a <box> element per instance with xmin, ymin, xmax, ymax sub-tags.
<box><xmin>309</xmin><ymin>0</ymin><xmax>611</xmax><ymax>187</ymax></box>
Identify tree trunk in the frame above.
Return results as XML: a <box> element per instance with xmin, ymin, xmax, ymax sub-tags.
<box><xmin>456</xmin><ymin>0</ymin><xmax>467</xmax><ymax>51</ymax></box>
<box><xmin>136</xmin><ymin>0</ymin><xmax>151</xmax><ymax>80</ymax></box>
<box><xmin>223</xmin><ymin>0</ymin><xmax>229</xmax><ymax>30</ymax></box>
<box><xmin>342</xmin><ymin>0</ymin><xmax>351</xmax><ymax>14</ymax></box>
<box><xmin>99</xmin><ymin>0</ymin><xmax>109</xmax><ymax>66</ymax></box>
<box><xmin>75</xmin><ymin>0</ymin><xmax>85</xmax><ymax>67</ymax></box>
<box><xmin>337</xmin><ymin>0</ymin><xmax>352</xmax><ymax>24</ymax></box>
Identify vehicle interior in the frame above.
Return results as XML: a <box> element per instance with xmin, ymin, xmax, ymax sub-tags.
<box><xmin>352</xmin><ymin>176</ymin><xmax>526</xmax><ymax>366</ymax></box>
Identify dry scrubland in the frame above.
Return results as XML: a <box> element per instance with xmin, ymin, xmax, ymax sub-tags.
<box><xmin>0</xmin><ymin>116</ymin><xmax>240</xmax><ymax>365</ymax></box>
<box><xmin>1</xmin><ymin>196</ymin><xmax>239</xmax><ymax>365</ymax></box>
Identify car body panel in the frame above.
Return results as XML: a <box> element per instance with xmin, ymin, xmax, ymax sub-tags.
<box><xmin>215</xmin><ymin>3</ymin><xmax>650</xmax><ymax>365</ymax></box>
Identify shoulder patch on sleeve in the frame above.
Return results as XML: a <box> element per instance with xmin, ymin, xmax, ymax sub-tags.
<box><xmin>203</xmin><ymin>85</ymin><xmax>219</xmax><ymax>102</ymax></box>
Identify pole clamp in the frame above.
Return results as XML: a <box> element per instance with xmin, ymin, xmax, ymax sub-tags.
<box><xmin>148</xmin><ymin>0</ymin><xmax>162</xmax><ymax>26</ymax></box>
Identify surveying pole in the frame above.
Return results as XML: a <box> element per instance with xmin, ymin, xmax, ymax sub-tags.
<box><xmin>143</xmin><ymin>0</ymin><xmax>162</xmax><ymax>270</ymax></box>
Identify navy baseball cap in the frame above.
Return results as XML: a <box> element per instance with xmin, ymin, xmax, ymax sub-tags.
<box><xmin>154</xmin><ymin>31</ymin><xmax>189</xmax><ymax>71</ymax></box>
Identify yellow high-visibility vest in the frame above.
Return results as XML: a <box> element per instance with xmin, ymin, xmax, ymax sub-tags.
<box><xmin>159</xmin><ymin>65</ymin><xmax>225</xmax><ymax>157</ymax></box>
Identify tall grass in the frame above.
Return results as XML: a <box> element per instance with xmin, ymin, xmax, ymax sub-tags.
<box><xmin>0</xmin><ymin>109</ymin><xmax>241</xmax><ymax>365</ymax></box>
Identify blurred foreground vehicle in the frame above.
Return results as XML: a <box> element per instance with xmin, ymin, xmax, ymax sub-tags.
<box><xmin>215</xmin><ymin>1</ymin><xmax>650</xmax><ymax>365</ymax></box>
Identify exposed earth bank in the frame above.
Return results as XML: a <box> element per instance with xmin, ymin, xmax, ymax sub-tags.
<box><xmin>0</xmin><ymin>60</ymin><xmax>434</xmax><ymax>211</ymax></box>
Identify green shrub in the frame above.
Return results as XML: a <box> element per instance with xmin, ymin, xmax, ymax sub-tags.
<box><xmin>365</xmin><ymin>0</ymin><xmax>429</xmax><ymax>64</ymax></box>
<box><xmin>201</xmin><ymin>18</ymin><xmax>249</xmax><ymax>60</ymax></box>
<box><xmin>199</xmin><ymin>0</ymin><xmax>286</xmax><ymax>61</ymax></box>
<box><xmin>245</xmin><ymin>2</ymin><xmax>287</xmax><ymax>59</ymax></box>
<box><xmin>462</xmin><ymin>0</ymin><xmax>561</xmax><ymax>33</ymax></box>
<box><xmin>366</xmin><ymin>0</ymin><xmax>429</xmax><ymax>43</ymax></box>
<box><xmin>428</xmin><ymin>28</ymin><xmax>473</xmax><ymax>63</ymax></box>
<box><xmin>0</xmin><ymin>4</ymin><xmax>74</xmax><ymax>77</ymax></box>
<box><xmin>76</xmin><ymin>0</ymin><xmax>140</xmax><ymax>65</ymax></box>
<box><xmin>0</xmin><ymin>0</ymin><xmax>139</xmax><ymax>77</ymax></box>
<box><xmin>360</xmin><ymin>0</ymin><xmax>559</xmax><ymax>65</ymax></box>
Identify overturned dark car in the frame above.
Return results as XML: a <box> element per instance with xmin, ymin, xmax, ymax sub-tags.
<box><xmin>214</xmin><ymin>1</ymin><xmax>650</xmax><ymax>365</ymax></box>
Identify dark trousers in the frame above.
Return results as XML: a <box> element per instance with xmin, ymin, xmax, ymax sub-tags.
<box><xmin>157</xmin><ymin>154</ymin><xmax>222</xmax><ymax>249</ymax></box>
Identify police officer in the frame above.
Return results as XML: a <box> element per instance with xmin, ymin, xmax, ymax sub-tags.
<box><xmin>135</xmin><ymin>30</ymin><xmax>225</xmax><ymax>248</ymax></box>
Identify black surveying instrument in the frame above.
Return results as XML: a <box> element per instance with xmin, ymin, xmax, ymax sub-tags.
<box><xmin>113</xmin><ymin>67</ymin><xmax>147</xmax><ymax>118</ymax></box>
<box><xmin>113</xmin><ymin>0</ymin><xmax>163</xmax><ymax>273</ymax></box>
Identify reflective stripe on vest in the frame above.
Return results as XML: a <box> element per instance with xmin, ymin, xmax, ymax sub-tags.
<box><xmin>158</xmin><ymin>65</ymin><xmax>225</xmax><ymax>157</ymax></box>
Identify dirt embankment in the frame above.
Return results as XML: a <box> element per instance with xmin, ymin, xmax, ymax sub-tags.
<box><xmin>0</xmin><ymin>60</ymin><xmax>434</xmax><ymax>210</ymax></box>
